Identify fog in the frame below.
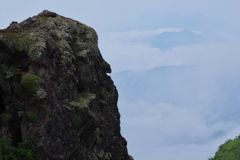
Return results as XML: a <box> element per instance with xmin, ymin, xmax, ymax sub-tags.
<box><xmin>104</xmin><ymin>30</ymin><xmax>240</xmax><ymax>159</ymax></box>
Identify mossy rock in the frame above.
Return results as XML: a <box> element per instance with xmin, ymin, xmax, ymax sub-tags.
<box><xmin>26</xmin><ymin>111</ymin><xmax>38</xmax><ymax>123</ymax></box>
<box><xmin>72</xmin><ymin>113</ymin><xmax>88</xmax><ymax>129</ymax></box>
<box><xmin>0</xmin><ymin>112</ymin><xmax>13</xmax><ymax>125</ymax></box>
<box><xmin>21</xmin><ymin>73</ymin><xmax>47</xmax><ymax>98</ymax></box>
<box><xmin>67</xmin><ymin>92</ymin><xmax>96</xmax><ymax>111</ymax></box>
<box><xmin>0</xmin><ymin>34</ymin><xmax>18</xmax><ymax>54</ymax></box>
<box><xmin>4</xmin><ymin>66</ymin><xmax>17</xmax><ymax>79</ymax></box>
<box><xmin>18</xmin><ymin>32</ymin><xmax>46</xmax><ymax>62</ymax></box>
<box><xmin>0</xmin><ymin>138</ymin><xmax>35</xmax><ymax>159</ymax></box>
<box><xmin>0</xmin><ymin>29</ymin><xmax>46</xmax><ymax>62</ymax></box>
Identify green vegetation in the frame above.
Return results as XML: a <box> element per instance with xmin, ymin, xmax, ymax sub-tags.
<box><xmin>26</xmin><ymin>112</ymin><xmax>37</xmax><ymax>123</ymax></box>
<box><xmin>68</xmin><ymin>92</ymin><xmax>96</xmax><ymax>111</ymax></box>
<box><xmin>4</xmin><ymin>67</ymin><xmax>17</xmax><ymax>79</ymax></box>
<box><xmin>0</xmin><ymin>138</ymin><xmax>35</xmax><ymax>160</ymax></box>
<box><xmin>72</xmin><ymin>109</ymin><xmax>90</xmax><ymax>128</ymax></box>
<box><xmin>21</xmin><ymin>73</ymin><xmax>47</xmax><ymax>98</ymax></box>
<box><xmin>21</xmin><ymin>73</ymin><xmax>43</xmax><ymax>95</ymax></box>
<box><xmin>25</xmin><ymin>33</ymin><xmax>46</xmax><ymax>62</ymax></box>
<box><xmin>4</xmin><ymin>68</ymin><xmax>47</xmax><ymax>98</ymax></box>
<box><xmin>0</xmin><ymin>30</ymin><xmax>46</xmax><ymax>62</ymax></box>
<box><xmin>71</xmin><ymin>113</ymin><xmax>89</xmax><ymax>136</ymax></box>
<box><xmin>72</xmin><ymin>114</ymin><xmax>85</xmax><ymax>129</ymax></box>
<box><xmin>0</xmin><ymin>112</ymin><xmax>13</xmax><ymax>125</ymax></box>
<box><xmin>0</xmin><ymin>35</ymin><xmax>18</xmax><ymax>54</ymax></box>
<box><xmin>209</xmin><ymin>135</ymin><xmax>240</xmax><ymax>160</ymax></box>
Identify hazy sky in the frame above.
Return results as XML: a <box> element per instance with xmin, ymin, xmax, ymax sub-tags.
<box><xmin>1</xmin><ymin>0</ymin><xmax>240</xmax><ymax>30</ymax></box>
<box><xmin>1</xmin><ymin>1</ymin><xmax>240</xmax><ymax>160</ymax></box>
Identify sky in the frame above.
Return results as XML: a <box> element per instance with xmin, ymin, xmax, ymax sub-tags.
<box><xmin>1</xmin><ymin>1</ymin><xmax>240</xmax><ymax>160</ymax></box>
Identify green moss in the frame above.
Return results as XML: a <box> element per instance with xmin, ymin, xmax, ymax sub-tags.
<box><xmin>26</xmin><ymin>111</ymin><xmax>37</xmax><ymax>123</ymax></box>
<box><xmin>54</xmin><ymin>39</ymin><xmax>74</xmax><ymax>65</ymax></box>
<box><xmin>28</xmin><ymin>41</ymin><xmax>46</xmax><ymax>62</ymax></box>
<box><xmin>72</xmin><ymin>113</ymin><xmax>88</xmax><ymax>129</ymax></box>
<box><xmin>4</xmin><ymin>67</ymin><xmax>17</xmax><ymax>79</ymax></box>
<box><xmin>1</xmin><ymin>12</ymin><xmax>99</xmax><ymax>65</ymax></box>
<box><xmin>0</xmin><ymin>30</ymin><xmax>46</xmax><ymax>61</ymax></box>
<box><xmin>68</xmin><ymin>92</ymin><xmax>96</xmax><ymax>111</ymax></box>
<box><xmin>70</xmin><ymin>41</ymin><xmax>90</xmax><ymax>59</ymax></box>
<box><xmin>21</xmin><ymin>73</ymin><xmax>47</xmax><ymax>98</ymax></box>
<box><xmin>77</xmin><ymin>49</ymin><xmax>90</xmax><ymax>58</ymax></box>
<box><xmin>21</xmin><ymin>73</ymin><xmax>42</xmax><ymax>95</ymax></box>
<box><xmin>0</xmin><ymin>138</ymin><xmax>35</xmax><ymax>160</ymax></box>
<box><xmin>18</xmin><ymin>32</ymin><xmax>46</xmax><ymax>62</ymax></box>
<box><xmin>209</xmin><ymin>135</ymin><xmax>240</xmax><ymax>160</ymax></box>
<box><xmin>0</xmin><ymin>112</ymin><xmax>13</xmax><ymax>125</ymax></box>
<box><xmin>84</xmin><ymin>27</ymin><xmax>98</xmax><ymax>42</ymax></box>
<box><xmin>49</xmin><ymin>29</ymin><xmax>71</xmax><ymax>41</ymax></box>
<box><xmin>0</xmin><ymin>34</ymin><xmax>18</xmax><ymax>53</ymax></box>
<box><xmin>55</xmin><ymin>39</ymin><xmax>71</xmax><ymax>51</ymax></box>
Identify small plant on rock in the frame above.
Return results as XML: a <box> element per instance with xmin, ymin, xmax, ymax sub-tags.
<box><xmin>0</xmin><ymin>112</ymin><xmax>13</xmax><ymax>125</ymax></box>
<box><xmin>0</xmin><ymin>138</ymin><xmax>35</xmax><ymax>160</ymax></box>
<box><xmin>21</xmin><ymin>73</ymin><xmax>47</xmax><ymax>98</ymax></box>
<box><xmin>26</xmin><ymin>111</ymin><xmax>37</xmax><ymax>123</ymax></box>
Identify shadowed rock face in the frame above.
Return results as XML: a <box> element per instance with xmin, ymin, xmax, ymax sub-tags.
<box><xmin>0</xmin><ymin>10</ymin><xmax>132</xmax><ymax>160</ymax></box>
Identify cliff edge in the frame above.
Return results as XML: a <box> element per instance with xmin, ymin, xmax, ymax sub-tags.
<box><xmin>0</xmin><ymin>10</ymin><xmax>132</xmax><ymax>160</ymax></box>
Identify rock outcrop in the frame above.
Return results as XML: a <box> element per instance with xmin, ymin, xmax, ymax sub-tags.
<box><xmin>0</xmin><ymin>10</ymin><xmax>132</xmax><ymax>160</ymax></box>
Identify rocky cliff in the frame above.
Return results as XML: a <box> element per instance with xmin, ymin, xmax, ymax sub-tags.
<box><xmin>0</xmin><ymin>10</ymin><xmax>132</xmax><ymax>160</ymax></box>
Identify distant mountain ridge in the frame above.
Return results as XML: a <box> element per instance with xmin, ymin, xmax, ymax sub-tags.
<box><xmin>112</xmin><ymin>65</ymin><xmax>197</xmax><ymax>103</ymax></box>
<box><xmin>133</xmin><ymin>29</ymin><xmax>226</xmax><ymax>50</ymax></box>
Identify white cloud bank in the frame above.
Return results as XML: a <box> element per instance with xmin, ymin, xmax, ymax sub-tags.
<box><xmin>119</xmin><ymin>97</ymin><xmax>240</xmax><ymax>160</ymax></box>
<box><xmin>100</xmin><ymin>30</ymin><xmax>240</xmax><ymax>73</ymax></box>
<box><xmin>104</xmin><ymin>29</ymin><xmax>240</xmax><ymax>160</ymax></box>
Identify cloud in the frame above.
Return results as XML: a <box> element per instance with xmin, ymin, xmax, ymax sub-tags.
<box><xmin>100</xmin><ymin>30</ymin><xmax>240</xmax><ymax>73</ymax></box>
<box><xmin>119</xmin><ymin>100</ymin><xmax>240</xmax><ymax>160</ymax></box>
<box><xmin>106</xmin><ymin>28</ymin><xmax>240</xmax><ymax>160</ymax></box>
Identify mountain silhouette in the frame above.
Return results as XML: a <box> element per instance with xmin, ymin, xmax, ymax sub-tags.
<box><xmin>134</xmin><ymin>29</ymin><xmax>225</xmax><ymax>50</ymax></box>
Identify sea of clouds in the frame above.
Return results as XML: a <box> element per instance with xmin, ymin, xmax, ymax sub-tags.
<box><xmin>99</xmin><ymin>27</ymin><xmax>240</xmax><ymax>160</ymax></box>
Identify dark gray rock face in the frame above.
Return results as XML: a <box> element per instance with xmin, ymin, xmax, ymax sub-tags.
<box><xmin>0</xmin><ymin>10</ymin><xmax>132</xmax><ymax>160</ymax></box>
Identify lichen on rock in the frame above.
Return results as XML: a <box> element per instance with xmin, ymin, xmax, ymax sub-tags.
<box><xmin>68</xmin><ymin>92</ymin><xmax>96</xmax><ymax>111</ymax></box>
<box><xmin>0</xmin><ymin>10</ymin><xmax>132</xmax><ymax>160</ymax></box>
